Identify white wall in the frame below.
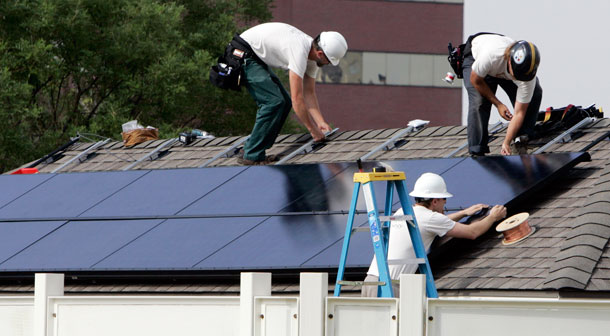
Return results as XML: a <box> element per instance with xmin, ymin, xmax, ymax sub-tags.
<box><xmin>463</xmin><ymin>0</ymin><xmax>610</xmax><ymax>125</ymax></box>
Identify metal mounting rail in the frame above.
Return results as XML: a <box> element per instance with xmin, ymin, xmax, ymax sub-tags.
<box><xmin>198</xmin><ymin>136</ymin><xmax>250</xmax><ymax>168</ymax></box>
<box><xmin>275</xmin><ymin>128</ymin><xmax>339</xmax><ymax>165</ymax></box>
<box><xmin>51</xmin><ymin>138</ymin><xmax>111</xmax><ymax>173</ymax></box>
<box><xmin>27</xmin><ymin>136</ymin><xmax>81</xmax><ymax>168</ymax></box>
<box><xmin>533</xmin><ymin>117</ymin><xmax>595</xmax><ymax>154</ymax></box>
<box><xmin>360</xmin><ymin>119</ymin><xmax>429</xmax><ymax>161</ymax></box>
<box><xmin>121</xmin><ymin>138</ymin><xmax>178</xmax><ymax>171</ymax></box>
<box><xmin>444</xmin><ymin>121</ymin><xmax>504</xmax><ymax>158</ymax></box>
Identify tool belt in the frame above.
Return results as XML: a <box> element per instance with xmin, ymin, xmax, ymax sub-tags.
<box><xmin>209</xmin><ymin>34</ymin><xmax>262</xmax><ymax>91</ymax></box>
<box><xmin>447</xmin><ymin>32</ymin><xmax>502</xmax><ymax>79</ymax></box>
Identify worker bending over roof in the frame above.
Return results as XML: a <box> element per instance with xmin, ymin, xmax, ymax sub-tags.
<box><xmin>234</xmin><ymin>23</ymin><xmax>348</xmax><ymax>165</ymax></box>
<box><xmin>463</xmin><ymin>33</ymin><xmax>542</xmax><ymax>156</ymax></box>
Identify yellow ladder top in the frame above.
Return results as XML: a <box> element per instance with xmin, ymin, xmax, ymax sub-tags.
<box><xmin>353</xmin><ymin>171</ymin><xmax>405</xmax><ymax>183</ymax></box>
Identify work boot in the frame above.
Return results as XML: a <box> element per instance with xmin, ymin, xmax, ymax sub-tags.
<box><xmin>237</xmin><ymin>155</ymin><xmax>278</xmax><ymax>166</ymax></box>
<box><xmin>469</xmin><ymin>152</ymin><xmax>486</xmax><ymax>157</ymax></box>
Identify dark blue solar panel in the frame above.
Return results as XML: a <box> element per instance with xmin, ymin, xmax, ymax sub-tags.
<box><xmin>194</xmin><ymin>214</ymin><xmax>368</xmax><ymax>269</ymax></box>
<box><xmin>179</xmin><ymin>163</ymin><xmax>348</xmax><ymax>215</ymax></box>
<box><xmin>441</xmin><ymin>152</ymin><xmax>587</xmax><ymax>212</ymax></box>
<box><xmin>0</xmin><ymin>219</ymin><xmax>163</xmax><ymax>270</ymax></box>
<box><xmin>0</xmin><ymin>171</ymin><xmax>147</xmax><ymax>220</ymax></box>
<box><xmin>0</xmin><ymin>174</ymin><xmax>55</xmax><ymax>209</ymax></box>
<box><xmin>0</xmin><ymin>221</ymin><xmax>66</xmax><ymax>264</ymax></box>
<box><xmin>92</xmin><ymin>217</ymin><xmax>267</xmax><ymax>269</ymax></box>
<box><xmin>81</xmin><ymin>167</ymin><xmax>246</xmax><ymax>217</ymax></box>
<box><xmin>303</xmin><ymin>226</ymin><xmax>373</xmax><ymax>268</ymax></box>
<box><xmin>287</xmin><ymin>158</ymin><xmax>465</xmax><ymax>213</ymax></box>
<box><xmin>0</xmin><ymin>153</ymin><xmax>587</xmax><ymax>273</ymax></box>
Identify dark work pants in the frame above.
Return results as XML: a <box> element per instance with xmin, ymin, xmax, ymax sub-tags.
<box><xmin>462</xmin><ymin>55</ymin><xmax>543</xmax><ymax>155</ymax></box>
<box><xmin>242</xmin><ymin>57</ymin><xmax>292</xmax><ymax>161</ymax></box>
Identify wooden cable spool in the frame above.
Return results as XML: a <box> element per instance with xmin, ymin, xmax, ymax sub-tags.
<box><xmin>495</xmin><ymin>212</ymin><xmax>535</xmax><ymax>245</ymax></box>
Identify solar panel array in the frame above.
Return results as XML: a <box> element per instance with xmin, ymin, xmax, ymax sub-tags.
<box><xmin>0</xmin><ymin>153</ymin><xmax>587</xmax><ymax>273</ymax></box>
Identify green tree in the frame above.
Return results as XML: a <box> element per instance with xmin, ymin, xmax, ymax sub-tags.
<box><xmin>0</xmin><ymin>0</ymin><xmax>302</xmax><ymax>173</ymax></box>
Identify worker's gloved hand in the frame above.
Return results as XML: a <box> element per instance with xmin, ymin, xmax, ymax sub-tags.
<box><xmin>463</xmin><ymin>204</ymin><xmax>489</xmax><ymax>217</ymax></box>
<box><xmin>488</xmin><ymin>205</ymin><xmax>507</xmax><ymax>221</ymax></box>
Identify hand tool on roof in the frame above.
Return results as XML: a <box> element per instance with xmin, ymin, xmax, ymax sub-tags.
<box><xmin>334</xmin><ymin>165</ymin><xmax>438</xmax><ymax>298</ymax></box>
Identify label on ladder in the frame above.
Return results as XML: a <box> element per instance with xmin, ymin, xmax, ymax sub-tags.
<box><xmin>363</xmin><ymin>183</ymin><xmax>381</xmax><ymax>248</ymax></box>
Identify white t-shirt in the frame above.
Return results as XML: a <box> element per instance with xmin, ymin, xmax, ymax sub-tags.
<box><xmin>471</xmin><ymin>34</ymin><xmax>537</xmax><ymax>103</ymax></box>
<box><xmin>240</xmin><ymin>22</ymin><xmax>319</xmax><ymax>79</ymax></box>
<box><xmin>367</xmin><ymin>206</ymin><xmax>455</xmax><ymax>280</ymax></box>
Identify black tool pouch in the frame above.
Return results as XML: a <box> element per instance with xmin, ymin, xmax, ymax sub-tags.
<box><xmin>209</xmin><ymin>34</ymin><xmax>255</xmax><ymax>91</ymax></box>
<box><xmin>447</xmin><ymin>42</ymin><xmax>466</xmax><ymax>78</ymax></box>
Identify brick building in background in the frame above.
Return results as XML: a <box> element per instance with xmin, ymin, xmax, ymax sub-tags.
<box><xmin>270</xmin><ymin>0</ymin><xmax>464</xmax><ymax>130</ymax></box>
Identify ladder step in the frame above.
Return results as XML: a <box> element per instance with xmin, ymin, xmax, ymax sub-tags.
<box><xmin>337</xmin><ymin>280</ymin><xmax>402</xmax><ymax>286</ymax></box>
<box><xmin>387</xmin><ymin>258</ymin><xmax>425</xmax><ymax>265</ymax></box>
<box><xmin>379</xmin><ymin>215</ymin><xmax>412</xmax><ymax>222</ymax></box>
<box><xmin>351</xmin><ymin>224</ymin><xmax>390</xmax><ymax>232</ymax></box>
<box><xmin>337</xmin><ymin>280</ymin><xmax>386</xmax><ymax>286</ymax></box>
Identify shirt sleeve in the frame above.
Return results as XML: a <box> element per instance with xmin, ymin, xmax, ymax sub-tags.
<box><xmin>305</xmin><ymin>60</ymin><xmax>319</xmax><ymax>78</ymax></box>
<box><xmin>424</xmin><ymin>212</ymin><xmax>456</xmax><ymax>237</ymax></box>
<box><xmin>515</xmin><ymin>79</ymin><xmax>536</xmax><ymax>103</ymax></box>
<box><xmin>287</xmin><ymin>52</ymin><xmax>306</xmax><ymax>78</ymax></box>
<box><xmin>471</xmin><ymin>52</ymin><xmax>492</xmax><ymax>78</ymax></box>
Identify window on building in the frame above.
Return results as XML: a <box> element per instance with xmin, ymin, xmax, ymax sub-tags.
<box><xmin>317</xmin><ymin>51</ymin><xmax>461</xmax><ymax>88</ymax></box>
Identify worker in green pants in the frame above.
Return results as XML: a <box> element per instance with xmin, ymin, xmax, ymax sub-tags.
<box><xmin>237</xmin><ymin>22</ymin><xmax>348</xmax><ymax>165</ymax></box>
<box><xmin>241</xmin><ymin>58</ymin><xmax>292</xmax><ymax>163</ymax></box>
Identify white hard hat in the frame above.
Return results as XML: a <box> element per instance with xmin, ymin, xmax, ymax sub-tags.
<box><xmin>409</xmin><ymin>173</ymin><xmax>453</xmax><ymax>199</ymax></box>
<box><xmin>318</xmin><ymin>31</ymin><xmax>348</xmax><ymax>66</ymax></box>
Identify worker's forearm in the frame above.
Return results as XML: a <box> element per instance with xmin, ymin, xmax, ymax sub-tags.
<box><xmin>304</xmin><ymin>95</ymin><xmax>325</xmax><ymax>127</ymax></box>
<box><xmin>447</xmin><ymin>210</ymin><xmax>467</xmax><ymax>222</ymax></box>
<box><xmin>469</xmin><ymin>217</ymin><xmax>495</xmax><ymax>238</ymax></box>
<box><xmin>303</xmin><ymin>77</ymin><xmax>328</xmax><ymax>129</ymax></box>
<box><xmin>504</xmin><ymin>107</ymin><xmax>526</xmax><ymax>144</ymax></box>
<box><xmin>292</xmin><ymin>97</ymin><xmax>317</xmax><ymax>132</ymax></box>
<box><xmin>472</xmin><ymin>74</ymin><xmax>501</xmax><ymax>107</ymax></box>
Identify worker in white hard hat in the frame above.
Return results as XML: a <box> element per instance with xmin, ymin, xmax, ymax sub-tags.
<box><xmin>234</xmin><ymin>22</ymin><xmax>348</xmax><ymax>165</ymax></box>
<box><xmin>362</xmin><ymin>172</ymin><xmax>507</xmax><ymax>297</ymax></box>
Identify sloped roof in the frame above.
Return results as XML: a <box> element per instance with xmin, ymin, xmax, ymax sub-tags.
<box><xmin>5</xmin><ymin>117</ymin><xmax>610</xmax><ymax>295</ymax></box>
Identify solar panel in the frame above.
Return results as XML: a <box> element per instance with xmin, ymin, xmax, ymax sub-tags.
<box><xmin>303</xmin><ymin>227</ymin><xmax>373</xmax><ymax>268</ymax></box>
<box><xmin>179</xmin><ymin>163</ymin><xmax>349</xmax><ymax>215</ymax></box>
<box><xmin>194</xmin><ymin>214</ymin><xmax>368</xmax><ymax>269</ymax></box>
<box><xmin>0</xmin><ymin>219</ymin><xmax>163</xmax><ymax>270</ymax></box>
<box><xmin>0</xmin><ymin>174</ymin><xmax>55</xmax><ymax>209</ymax></box>
<box><xmin>0</xmin><ymin>171</ymin><xmax>147</xmax><ymax>220</ymax></box>
<box><xmin>442</xmin><ymin>152</ymin><xmax>587</xmax><ymax>212</ymax></box>
<box><xmin>0</xmin><ymin>152</ymin><xmax>589</xmax><ymax>273</ymax></box>
<box><xmin>92</xmin><ymin>217</ymin><xmax>268</xmax><ymax>270</ymax></box>
<box><xmin>287</xmin><ymin>158</ymin><xmax>465</xmax><ymax>213</ymax></box>
<box><xmin>0</xmin><ymin>221</ymin><xmax>66</xmax><ymax>264</ymax></box>
<box><xmin>81</xmin><ymin>167</ymin><xmax>246</xmax><ymax>217</ymax></box>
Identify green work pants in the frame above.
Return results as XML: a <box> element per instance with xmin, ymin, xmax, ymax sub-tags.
<box><xmin>242</xmin><ymin>58</ymin><xmax>292</xmax><ymax>161</ymax></box>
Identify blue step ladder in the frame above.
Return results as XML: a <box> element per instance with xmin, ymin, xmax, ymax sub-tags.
<box><xmin>333</xmin><ymin>167</ymin><xmax>438</xmax><ymax>298</ymax></box>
